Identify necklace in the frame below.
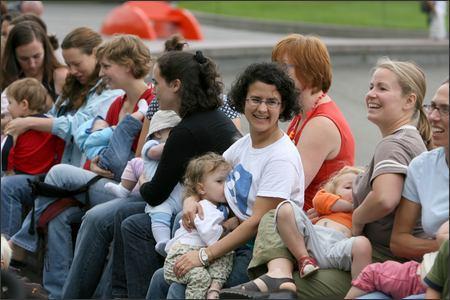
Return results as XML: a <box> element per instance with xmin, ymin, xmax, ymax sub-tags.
<box><xmin>288</xmin><ymin>92</ymin><xmax>327</xmax><ymax>141</ymax></box>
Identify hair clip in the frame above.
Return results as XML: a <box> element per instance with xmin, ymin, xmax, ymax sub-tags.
<box><xmin>194</xmin><ymin>50</ymin><xmax>207</xmax><ymax>64</ymax></box>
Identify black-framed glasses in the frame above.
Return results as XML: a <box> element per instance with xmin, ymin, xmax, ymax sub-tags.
<box><xmin>423</xmin><ymin>103</ymin><xmax>449</xmax><ymax>117</ymax></box>
<box><xmin>246</xmin><ymin>97</ymin><xmax>281</xmax><ymax>109</ymax></box>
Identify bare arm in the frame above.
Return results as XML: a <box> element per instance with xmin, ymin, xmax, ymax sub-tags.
<box><xmin>297</xmin><ymin>117</ymin><xmax>341</xmax><ymax>188</ymax></box>
<box><xmin>352</xmin><ymin>173</ymin><xmax>404</xmax><ymax>235</ymax></box>
<box><xmin>390</xmin><ymin>198</ymin><xmax>439</xmax><ymax>259</ymax></box>
<box><xmin>5</xmin><ymin>116</ymin><xmax>53</xmax><ymax>136</ymax></box>
<box><xmin>425</xmin><ymin>287</ymin><xmax>440</xmax><ymax>299</ymax></box>
<box><xmin>206</xmin><ymin>196</ymin><xmax>283</xmax><ymax>260</ymax></box>
<box><xmin>146</xmin><ymin>143</ymin><xmax>165</xmax><ymax>160</ymax></box>
<box><xmin>331</xmin><ymin>199</ymin><xmax>353</xmax><ymax>213</ymax></box>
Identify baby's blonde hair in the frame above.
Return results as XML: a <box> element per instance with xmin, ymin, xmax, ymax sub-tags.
<box><xmin>322</xmin><ymin>166</ymin><xmax>364</xmax><ymax>195</ymax></box>
<box><xmin>183</xmin><ymin>152</ymin><xmax>231</xmax><ymax>199</ymax></box>
<box><xmin>1</xmin><ymin>235</ymin><xmax>12</xmax><ymax>270</ymax></box>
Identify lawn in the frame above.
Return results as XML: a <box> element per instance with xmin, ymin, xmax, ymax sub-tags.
<box><xmin>178</xmin><ymin>1</ymin><xmax>436</xmax><ymax>30</ymax></box>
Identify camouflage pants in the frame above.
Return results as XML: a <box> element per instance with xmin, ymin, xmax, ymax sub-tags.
<box><xmin>164</xmin><ymin>243</ymin><xmax>233</xmax><ymax>299</ymax></box>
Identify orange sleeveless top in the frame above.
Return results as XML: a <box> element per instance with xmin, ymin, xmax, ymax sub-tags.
<box><xmin>287</xmin><ymin>100</ymin><xmax>355</xmax><ymax>211</ymax></box>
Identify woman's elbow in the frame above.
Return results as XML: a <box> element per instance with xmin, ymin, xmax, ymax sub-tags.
<box><xmin>377</xmin><ymin>195</ymin><xmax>399</xmax><ymax>215</ymax></box>
<box><xmin>390</xmin><ymin>235</ymin><xmax>404</xmax><ymax>257</ymax></box>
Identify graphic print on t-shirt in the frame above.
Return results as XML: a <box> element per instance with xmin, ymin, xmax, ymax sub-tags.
<box><xmin>226</xmin><ymin>164</ymin><xmax>252</xmax><ymax>219</ymax></box>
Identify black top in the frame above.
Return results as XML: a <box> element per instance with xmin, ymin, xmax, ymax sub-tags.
<box><xmin>140</xmin><ymin>109</ymin><xmax>242</xmax><ymax>206</ymax></box>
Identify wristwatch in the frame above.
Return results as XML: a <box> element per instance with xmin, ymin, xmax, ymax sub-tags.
<box><xmin>198</xmin><ymin>248</ymin><xmax>209</xmax><ymax>267</ymax></box>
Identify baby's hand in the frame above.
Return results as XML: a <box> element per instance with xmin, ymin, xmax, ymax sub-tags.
<box><xmin>223</xmin><ymin>216</ymin><xmax>240</xmax><ymax>232</ymax></box>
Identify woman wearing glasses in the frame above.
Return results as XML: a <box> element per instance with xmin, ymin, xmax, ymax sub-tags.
<box><xmin>390</xmin><ymin>79</ymin><xmax>449</xmax><ymax>261</ymax></box>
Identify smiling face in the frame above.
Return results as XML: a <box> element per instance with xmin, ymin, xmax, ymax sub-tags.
<box><xmin>99</xmin><ymin>58</ymin><xmax>130</xmax><ymax>90</ymax></box>
<box><xmin>197</xmin><ymin>165</ymin><xmax>230</xmax><ymax>204</ymax></box>
<box><xmin>365</xmin><ymin>68</ymin><xmax>412</xmax><ymax>134</ymax></box>
<box><xmin>334</xmin><ymin>172</ymin><xmax>357</xmax><ymax>202</ymax></box>
<box><xmin>244</xmin><ymin>81</ymin><xmax>283</xmax><ymax>136</ymax></box>
<box><xmin>15</xmin><ymin>39</ymin><xmax>44</xmax><ymax>78</ymax></box>
<box><xmin>62</xmin><ymin>47</ymin><xmax>97</xmax><ymax>84</ymax></box>
<box><xmin>428</xmin><ymin>82</ymin><xmax>449</xmax><ymax>149</ymax></box>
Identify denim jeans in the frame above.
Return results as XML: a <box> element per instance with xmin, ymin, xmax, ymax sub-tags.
<box><xmin>10</xmin><ymin>164</ymin><xmax>116</xmax><ymax>253</ymax></box>
<box><xmin>146</xmin><ymin>245</ymin><xmax>253</xmax><ymax>299</ymax></box>
<box><xmin>121</xmin><ymin>213</ymin><xmax>165</xmax><ymax>298</ymax></box>
<box><xmin>8</xmin><ymin>164</ymin><xmax>117</xmax><ymax>299</ymax></box>
<box><xmin>1</xmin><ymin>174</ymin><xmax>37</xmax><ymax>237</ymax></box>
<box><xmin>98</xmin><ymin>114</ymin><xmax>142</xmax><ymax>182</ymax></box>
<box><xmin>61</xmin><ymin>195</ymin><xmax>146</xmax><ymax>299</ymax></box>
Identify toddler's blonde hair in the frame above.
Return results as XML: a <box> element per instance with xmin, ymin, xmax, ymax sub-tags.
<box><xmin>183</xmin><ymin>152</ymin><xmax>231</xmax><ymax>199</ymax></box>
<box><xmin>322</xmin><ymin>166</ymin><xmax>364</xmax><ymax>195</ymax></box>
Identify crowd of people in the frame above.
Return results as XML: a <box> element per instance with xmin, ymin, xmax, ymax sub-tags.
<box><xmin>0</xmin><ymin>2</ymin><xmax>449</xmax><ymax>300</ymax></box>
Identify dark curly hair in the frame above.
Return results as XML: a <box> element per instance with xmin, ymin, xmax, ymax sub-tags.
<box><xmin>228</xmin><ymin>62</ymin><xmax>301</xmax><ymax>121</ymax></box>
<box><xmin>156</xmin><ymin>51</ymin><xmax>223</xmax><ymax>118</ymax></box>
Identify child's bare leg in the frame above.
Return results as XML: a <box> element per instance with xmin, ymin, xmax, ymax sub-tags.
<box><xmin>207</xmin><ymin>281</ymin><xmax>222</xmax><ymax>299</ymax></box>
<box><xmin>276</xmin><ymin>202</ymin><xmax>309</xmax><ymax>260</ymax></box>
<box><xmin>350</xmin><ymin>236</ymin><xmax>372</xmax><ymax>279</ymax></box>
<box><xmin>121</xmin><ymin>179</ymin><xmax>136</xmax><ymax>191</ymax></box>
<box><xmin>345</xmin><ymin>286</ymin><xmax>368</xmax><ymax>299</ymax></box>
<box><xmin>276</xmin><ymin>202</ymin><xmax>319</xmax><ymax>278</ymax></box>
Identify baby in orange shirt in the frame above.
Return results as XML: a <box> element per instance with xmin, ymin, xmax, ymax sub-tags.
<box><xmin>275</xmin><ymin>166</ymin><xmax>371</xmax><ymax>279</ymax></box>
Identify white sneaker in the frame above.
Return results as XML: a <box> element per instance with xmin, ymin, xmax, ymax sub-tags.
<box><xmin>104</xmin><ymin>182</ymin><xmax>131</xmax><ymax>198</ymax></box>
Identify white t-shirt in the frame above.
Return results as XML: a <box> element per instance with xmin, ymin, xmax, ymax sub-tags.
<box><xmin>223</xmin><ymin>133</ymin><xmax>304</xmax><ymax>221</ymax></box>
<box><xmin>402</xmin><ymin>147</ymin><xmax>449</xmax><ymax>236</ymax></box>
<box><xmin>165</xmin><ymin>200</ymin><xmax>225</xmax><ymax>252</ymax></box>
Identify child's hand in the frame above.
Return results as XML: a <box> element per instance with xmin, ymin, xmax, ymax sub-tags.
<box><xmin>4</xmin><ymin>117</ymin><xmax>29</xmax><ymax>137</ymax></box>
<box><xmin>223</xmin><ymin>216</ymin><xmax>240</xmax><ymax>232</ymax></box>
<box><xmin>182</xmin><ymin>195</ymin><xmax>202</xmax><ymax>231</ymax></box>
<box><xmin>306</xmin><ymin>207</ymin><xmax>319</xmax><ymax>223</ymax></box>
<box><xmin>90</xmin><ymin>156</ymin><xmax>114</xmax><ymax>178</ymax></box>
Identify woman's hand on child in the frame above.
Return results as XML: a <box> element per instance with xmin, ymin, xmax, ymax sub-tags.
<box><xmin>182</xmin><ymin>196</ymin><xmax>203</xmax><ymax>231</ymax></box>
<box><xmin>90</xmin><ymin>156</ymin><xmax>114</xmax><ymax>178</ymax></box>
<box><xmin>4</xmin><ymin>117</ymin><xmax>29</xmax><ymax>137</ymax></box>
<box><xmin>173</xmin><ymin>250</ymin><xmax>202</xmax><ymax>277</ymax></box>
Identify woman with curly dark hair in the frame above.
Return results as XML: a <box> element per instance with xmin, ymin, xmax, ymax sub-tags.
<box><xmin>147</xmin><ymin>62</ymin><xmax>303</xmax><ymax>299</ymax></box>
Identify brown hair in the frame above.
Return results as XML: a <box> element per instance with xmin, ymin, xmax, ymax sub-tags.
<box><xmin>272</xmin><ymin>34</ymin><xmax>332</xmax><ymax>94</ymax></box>
<box><xmin>6</xmin><ymin>77</ymin><xmax>51</xmax><ymax>114</ymax></box>
<box><xmin>183</xmin><ymin>152</ymin><xmax>231</xmax><ymax>199</ymax></box>
<box><xmin>0</xmin><ymin>20</ymin><xmax>62</xmax><ymax>90</ymax></box>
<box><xmin>96</xmin><ymin>34</ymin><xmax>152</xmax><ymax>79</ymax></box>
<box><xmin>322</xmin><ymin>166</ymin><xmax>364</xmax><ymax>195</ymax></box>
<box><xmin>10</xmin><ymin>13</ymin><xmax>59</xmax><ymax>50</ymax></box>
<box><xmin>164</xmin><ymin>33</ymin><xmax>187</xmax><ymax>52</ymax></box>
<box><xmin>374</xmin><ymin>57</ymin><xmax>432</xmax><ymax>149</ymax></box>
<box><xmin>58</xmin><ymin>27</ymin><xmax>105</xmax><ymax>111</ymax></box>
